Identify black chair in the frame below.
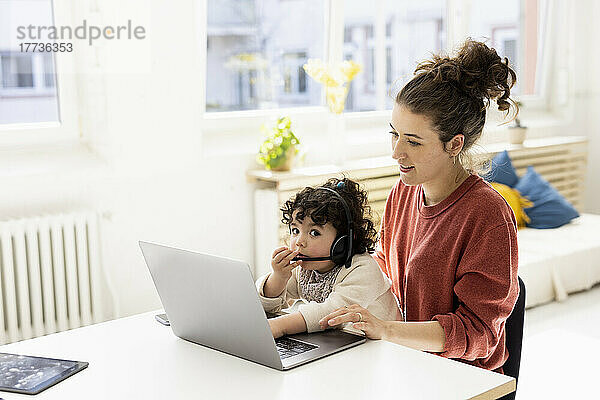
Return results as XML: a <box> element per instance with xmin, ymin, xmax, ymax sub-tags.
<box><xmin>500</xmin><ymin>276</ymin><xmax>526</xmax><ymax>400</ymax></box>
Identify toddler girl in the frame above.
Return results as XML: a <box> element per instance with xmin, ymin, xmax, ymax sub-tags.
<box><xmin>256</xmin><ymin>177</ymin><xmax>402</xmax><ymax>338</ymax></box>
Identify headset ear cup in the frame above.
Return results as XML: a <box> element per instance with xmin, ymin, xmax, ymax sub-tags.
<box><xmin>330</xmin><ymin>235</ymin><xmax>349</xmax><ymax>265</ymax></box>
<box><xmin>345</xmin><ymin>228</ymin><xmax>353</xmax><ymax>268</ymax></box>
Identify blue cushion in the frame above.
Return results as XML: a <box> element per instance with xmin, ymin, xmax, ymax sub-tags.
<box><xmin>514</xmin><ymin>166</ymin><xmax>580</xmax><ymax>229</ymax></box>
<box><xmin>485</xmin><ymin>150</ymin><xmax>519</xmax><ymax>187</ymax></box>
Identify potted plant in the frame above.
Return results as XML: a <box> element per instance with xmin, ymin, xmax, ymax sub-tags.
<box><xmin>257</xmin><ymin>116</ymin><xmax>300</xmax><ymax>171</ymax></box>
<box><xmin>508</xmin><ymin>100</ymin><xmax>527</xmax><ymax>145</ymax></box>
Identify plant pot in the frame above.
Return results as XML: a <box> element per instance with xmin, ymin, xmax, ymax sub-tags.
<box><xmin>270</xmin><ymin>147</ymin><xmax>296</xmax><ymax>172</ymax></box>
<box><xmin>508</xmin><ymin>127</ymin><xmax>527</xmax><ymax>145</ymax></box>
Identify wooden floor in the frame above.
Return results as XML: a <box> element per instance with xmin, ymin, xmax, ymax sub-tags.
<box><xmin>517</xmin><ymin>284</ymin><xmax>600</xmax><ymax>398</ymax></box>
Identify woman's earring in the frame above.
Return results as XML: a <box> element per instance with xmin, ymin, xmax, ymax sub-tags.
<box><xmin>453</xmin><ymin>155</ymin><xmax>456</xmax><ymax>165</ymax></box>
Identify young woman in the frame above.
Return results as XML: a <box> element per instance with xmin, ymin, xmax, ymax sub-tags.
<box><xmin>320</xmin><ymin>39</ymin><xmax>520</xmax><ymax>373</ymax></box>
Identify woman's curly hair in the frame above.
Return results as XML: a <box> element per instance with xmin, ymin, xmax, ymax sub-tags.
<box><xmin>395</xmin><ymin>38</ymin><xmax>518</xmax><ymax>172</ymax></box>
<box><xmin>281</xmin><ymin>177</ymin><xmax>378</xmax><ymax>256</ymax></box>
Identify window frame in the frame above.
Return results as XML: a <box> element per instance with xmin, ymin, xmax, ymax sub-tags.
<box><xmin>0</xmin><ymin>0</ymin><xmax>80</xmax><ymax>148</ymax></box>
<box><xmin>202</xmin><ymin>0</ymin><xmax>553</xmax><ymax>140</ymax></box>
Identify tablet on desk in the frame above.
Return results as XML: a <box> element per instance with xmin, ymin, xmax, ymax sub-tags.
<box><xmin>0</xmin><ymin>353</ymin><xmax>88</xmax><ymax>395</ymax></box>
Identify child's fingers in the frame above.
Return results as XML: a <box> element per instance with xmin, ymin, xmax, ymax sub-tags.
<box><xmin>283</xmin><ymin>250</ymin><xmax>300</xmax><ymax>262</ymax></box>
<box><xmin>272</xmin><ymin>248</ymin><xmax>293</xmax><ymax>264</ymax></box>
<box><xmin>271</xmin><ymin>246</ymin><xmax>289</xmax><ymax>259</ymax></box>
<box><xmin>274</xmin><ymin>249</ymin><xmax>299</xmax><ymax>265</ymax></box>
<box><xmin>283</xmin><ymin>260</ymin><xmax>301</xmax><ymax>272</ymax></box>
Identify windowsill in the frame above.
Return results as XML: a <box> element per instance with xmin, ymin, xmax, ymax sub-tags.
<box><xmin>0</xmin><ymin>91</ymin><xmax>57</xmax><ymax>99</ymax></box>
<box><xmin>203</xmin><ymin>106</ymin><xmax>574</xmax><ymax>167</ymax></box>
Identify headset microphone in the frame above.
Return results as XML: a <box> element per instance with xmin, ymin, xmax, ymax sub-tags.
<box><xmin>291</xmin><ymin>255</ymin><xmax>331</xmax><ymax>261</ymax></box>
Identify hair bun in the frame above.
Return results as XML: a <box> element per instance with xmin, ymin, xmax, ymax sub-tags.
<box><xmin>415</xmin><ymin>39</ymin><xmax>517</xmax><ymax>112</ymax></box>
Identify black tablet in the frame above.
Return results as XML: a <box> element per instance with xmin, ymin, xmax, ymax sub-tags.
<box><xmin>0</xmin><ymin>352</ymin><xmax>88</xmax><ymax>395</ymax></box>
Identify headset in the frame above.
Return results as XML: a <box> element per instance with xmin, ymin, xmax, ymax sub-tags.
<box><xmin>291</xmin><ymin>182</ymin><xmax>354</xmax><ymax>268</ymax></box>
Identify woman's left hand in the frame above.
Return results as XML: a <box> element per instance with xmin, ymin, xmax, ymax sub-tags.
<box><xmin>318</xmin><ymin>304</ymin><xmax>388</xmax><ymax>340</ymax></box>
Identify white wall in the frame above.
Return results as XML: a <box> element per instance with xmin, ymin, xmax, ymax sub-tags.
<box><xmin>2</xmin><ymin>0</ymin><xmax>599</xmax><ymax>321</ymax></box>
<box><xmin>577</xmin><ymin>0</ymin><xmax>600</xmax><ymax>213</ymax></box>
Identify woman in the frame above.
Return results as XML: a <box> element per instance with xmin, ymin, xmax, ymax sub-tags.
<box><xmin>319</xmin><ymin>39</ymin><xmax>519</xmax><ymax>373</ymax></box>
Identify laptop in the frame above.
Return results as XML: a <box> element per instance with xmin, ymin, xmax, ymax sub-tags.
<box><xmin>139</xmin><ymin>241</ymin><xmax>366</xmax><ymax>370</ymax></box>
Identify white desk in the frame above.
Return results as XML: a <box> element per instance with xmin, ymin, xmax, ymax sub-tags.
<box><xmin>0</xmin><ymin>311</ymin><xmax>515</xmax><ymax>399</ymax></box>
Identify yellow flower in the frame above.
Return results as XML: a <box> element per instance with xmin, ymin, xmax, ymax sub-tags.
<box><xmin>303</xmin><ymin>58</ymin><xmax>361</xmax><ymax>114</ymax></box>
<box><xmin>340</xmin><ymin>60</ymin><xmax>361</xmax><ymax>83</ymax></box>
<box><xmin>303</xmin><ymin>59</ymin><xmax>339</xmax><ymax>87</ymax></box>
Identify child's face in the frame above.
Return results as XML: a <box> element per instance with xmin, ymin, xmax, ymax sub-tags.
<box><xmin>290</xmin><ymin>210</ymin><xmax>338</xmax><ymax>273</ymax></box>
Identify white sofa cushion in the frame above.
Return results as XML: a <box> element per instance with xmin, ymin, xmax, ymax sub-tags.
<box><xmin>517</xmin><ymin>213</ymin><xmax>600</xmax><ymax>308</ymax></box>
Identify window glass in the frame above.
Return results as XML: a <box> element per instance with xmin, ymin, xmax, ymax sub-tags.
<box><xmin>467</xmin><ymin>0</ymin><xmax>539</xmax><ymax>95</ymax></box>
<box><xmin>206</xmin><ymin>0</ymin><xmax>326</xmax><ymax>112</ymax></box>
<box><xmin>0</xmin><ymin>0</ymin><xmax>60</xmax><ymax>125</ymax></box>
<box><xmin>343</xmin><ymin>0</ymin><xmax>376</xmax><ymax>112</ymax></box>
<box><xmin>384</xmin><ymin>0</ymin><xmax>447</xmax><ymax>108</ymax></box>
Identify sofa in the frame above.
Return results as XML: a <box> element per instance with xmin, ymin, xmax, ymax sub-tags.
<box><xmin>518</xmin><ymin>213</ymin><xmax>600</xmax><ymax>308</ymax></box>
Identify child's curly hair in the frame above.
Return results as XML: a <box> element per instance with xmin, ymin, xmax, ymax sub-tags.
<box><xmin>281</xmin><ymin>177</ymin><xmax>378</xmax><ymax>255</ymax></box>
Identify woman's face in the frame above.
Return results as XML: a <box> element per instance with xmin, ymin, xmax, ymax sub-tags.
<box><xmin>389</xmin><ymin>103</ymin><xmax>454</xmax><ymax>187</ymax></box>
<box><xmin>289</xmin><ymin>210</ymin><xmax>337</xmax><ymax>273</ymax></box>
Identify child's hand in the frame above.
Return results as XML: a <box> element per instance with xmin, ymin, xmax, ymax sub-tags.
<box><xmin>268</xmin><ymin>318</ymin><xmax>285</xmax><ymax>339</ymax></box>
<box><xmin>268</xmin><ymin>313</ymin><xmax>307</xmax><ymax>338</ymax></box>
<box><xmin>270</xmin><ymin>247</ymin><xmax>301</xmax><ymax>281</ymax></box>
<box><xmin>263</xmin><ymin>247</ymin><xmax>301</xmax><ymax>298</ymax></box>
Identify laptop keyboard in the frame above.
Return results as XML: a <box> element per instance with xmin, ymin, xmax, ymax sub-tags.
<box><xmin>275</xmin><ymin>337</ymin><xmax>318</xmax><ymax>359</ymax></box>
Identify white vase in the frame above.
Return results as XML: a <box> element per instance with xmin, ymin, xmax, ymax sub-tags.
<box><xmin>509</xmin><ymin>127</ymin><xmax>527</xmax><ymax>145</ymax></box>
<box><xmin>327</xmin><ymin>112</ymin><xmax>346</xmax><ymax>165</ymax></box>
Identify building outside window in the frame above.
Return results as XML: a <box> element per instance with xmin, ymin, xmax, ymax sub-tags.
<box><xmin>0</xmin><ymin>0</ymin><xmax>60</xmax><ymax>125</ymax></box>
<box><xmin>206</xmin><ymin>0</ymin><xmax>325</xmax><ymax>112</ymax></box>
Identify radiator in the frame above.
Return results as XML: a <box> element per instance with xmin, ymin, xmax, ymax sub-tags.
<box><xmin>0</xmin><ymin>212</ymin><xmax>104</xmax><ymax>344</ymax></box>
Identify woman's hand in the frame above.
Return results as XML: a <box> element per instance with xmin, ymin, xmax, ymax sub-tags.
<box><xmin>318</xmin><ymin>304</ymin><xmax>388</xmax><ymax>340</ymax></box>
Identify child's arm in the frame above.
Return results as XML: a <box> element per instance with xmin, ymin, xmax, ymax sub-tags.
<box><xmin>263</xmin><ymin>247</ymin><xmax>301</xmax><ymax>298</ymax></box>
<box><xmin>268</xmin><ymin>312</ymin><xmax>307</xmax><ymax>338</ymax></box>
<box><xmin>263</xmin><ymin>273</ymin><xmax>290</xmax><ymax>298</ymax></box>
<box><xmin>256</xmin><ymin>263</ymin><xmax>301</xmax><ymax>314</ymax></box>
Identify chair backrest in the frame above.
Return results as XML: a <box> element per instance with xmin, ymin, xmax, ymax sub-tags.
<box><xmin>500</xmin><ymin>276</ymin><xmax>526</xmax><ymax>400</ymax></box>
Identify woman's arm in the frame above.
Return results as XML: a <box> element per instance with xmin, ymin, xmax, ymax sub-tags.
<box><xmin>382</xmin><ymin>321</ymin><xmax>445</xmax><ymax>352</ymax></box>
<box><xmin>319</xmin><ymin>305</ymin><xmax>445</xmax><ymax>352</ymax></box>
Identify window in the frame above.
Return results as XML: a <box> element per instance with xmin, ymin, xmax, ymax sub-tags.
<box><xmin>343</xmin><ymin>0</ymin><xmax>376</xmax><ymax>111</ymax></box>
<box><xmin>466</xmin><ymin>0</ymin><xmax>529</xmax><ymax>95</ymax></box>
<box><xmin>206</xmin><ymin>0</ymin><xmax>326</xmax><ymax>112</ymax></box>
<box><xmin>0</xmin><ymin>0</ymin><xmax>60</xmax><ymax>125</ymax></box>
<box><xmin>281</xmin><ymin>51</ymin><xmax>308</xmax><ymax>98</ymax></box>
<box><xmin>383</xmin><ymin>0</ymin><xmax>447</xmax><ymax>109</ymax></box>
<box><xmin>204</xmin><ymin>0</ymin><xmax>547</xmax><ymax>119</ymax></box>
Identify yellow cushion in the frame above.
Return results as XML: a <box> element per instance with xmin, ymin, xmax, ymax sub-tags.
<box><xmin>490</xmin><ymin>182</ymin><xmax>533</xmax><ymax>229</ymax></box>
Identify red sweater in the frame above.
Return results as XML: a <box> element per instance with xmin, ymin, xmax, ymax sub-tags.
<box><xmin>373</xmin><ymin>174</ymin><xmax>519</xmax><ymax>372</ymax></box>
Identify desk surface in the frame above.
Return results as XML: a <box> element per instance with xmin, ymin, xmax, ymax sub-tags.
<box><xmin>0</xmin><ymin>311</ymin><xmax>515</xmax><ymax>400</ymax></box>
